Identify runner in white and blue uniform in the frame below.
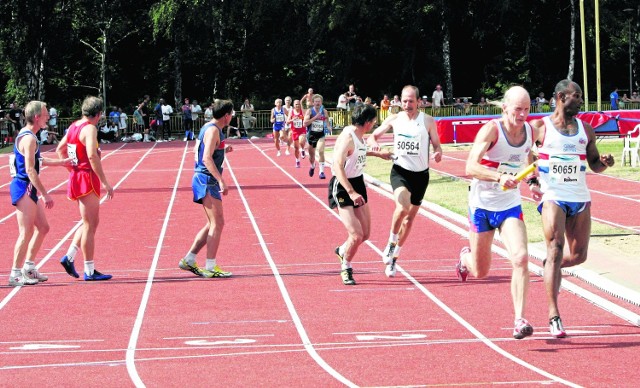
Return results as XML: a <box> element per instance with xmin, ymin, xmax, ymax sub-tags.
<box><xmin>456</xmin><ymin>86</ymin><xmax>537</xmax><ymax>340</ymax></box>
<box><xmin>271</xmin><ymin>98</ymin><xmax>286</xmax><ymax>156</ymax></box>
<box><xmin>9</xmin><ymin>101</ymin><xmax>71</xmax><ymax>287</ymax></box>
<box><xmin>530</xmin><ymin>79</ymin><xmax>615</xmax><ymax>338</ymax></box>
<box><xmin>367</xmin><ymin>85</ymin><xmax>443</xmax><ymax>278</ymax></box>
<box><xmin>329</xmin><ymin>105</ymin><xmax>393</xmax><ymax>285</ymax></box>
<box><xmin>179</xmin><ymin>99</ymin><xmax>235</xmax><ymax>279</ymax></box>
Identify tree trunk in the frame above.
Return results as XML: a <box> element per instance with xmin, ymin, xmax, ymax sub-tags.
<box><xmin>441</xmin><ymin>1</ymin><xmax>453</xmax><ymax>103</ymax></box>
<box><xmin>173</xmin><ymin>42</ymin><xmax>182</xmax><ymax>109</ymax></box>
<box><xmin>567</xmin><ymin>0</ymin><xmax>576</xmax><ymax>80</ymax></box>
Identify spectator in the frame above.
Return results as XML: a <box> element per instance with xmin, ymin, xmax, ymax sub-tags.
<box><xmin>432</xmin><ymin>84</ymin><xmax>445</xmax><ymax>113</ymax></box>
<box><xmin>8</xmin><ymin>102</ymin><xmax>23</xmax><ymax>142</ymax></box>
<box><xmin>631</xmin><ymin>91</ymin><xmax>640</xmax><ymax>102</ymax></box>
<box><xmin>380</xmin><ymin>94</ymin><xmax>391</xmax><ymax>112</ymax></box>
<box><xmin>301</xmin><ymin>88</ymin><xmax>315</xmax><ymax>110</ymax></box>
<box><xmin>477</xmin><ymin>96</ymin><xmax>488</xmax><ymax>114</ymax></box>
<box><xmin>99</xmin><ymin>120</ymin><xmax>118</xmax><ymax>143</ymax></box>
<box><xmin>204</xmin><ymin>102</ymin><xmax>213</xmax><ymax>121</ymax></box>
<box><xmin>337</xmin><ymin>93</ymin><xmax>348</xmax><ymax>111</ymax></box>
<box><xmin>162</xmin><ymin>100</ymin><xmax>174</xmax><ymax>138</ymax></box>
<box><xmin>133</xmin><ymin>104</ymin><xmax>144</xmax><ymax>134</ymax></box>
<box><xmin>610</xmin><ymin>87</ymin><xmax>619</xmax><ymax>110</ymax></box>
<box><xmin>191</xmin><ymin>99</ymin><xmax>203</xmax><ymax>129</ymax></box>
<box><xmin>536</xmin><ymin>92</ymin><xmax>548</xmax><ymax>112</ymax></box>
<box><xmin>154</xmin><ymin>98</ymin><xmax>166</xmax><ymax>141</ymax></box>
<box><xmin>390</xmin><ymin>95</ymin><xmax>402</xmax><ymax>113</ymax></box>
<box><xmin>182</xmin><ymin>97</ymin><xmax>194</xmax><ymax>141</ymax></box>
<box><xmin>345</xmin><ymin>84</ymin><xmax>357</xmax><ymax>111</ymax></box>
<box><xmin>419</xmin><ymin>95</ymin><xmax>432</xmax><ymax>109</ymax></box>
<box><xmin>39</xmin><ymin>127</ymin><xmax>59</xmax><ymax>145</ymax></box>
<box><xmin>549</xmin><ymin>96</ymin><xmax>557</xmax><ymax>110</ymax></box>
<box><xmin>109</xmin><ymin>106</ymin><xmax>120</xmax><ymax>127</ymax></box>
<box><xmin>48</xmin><ymin>105</ymin><xmax>58</xmax><ymax>134</ymax></box>
<box><xmin>118</xmin><ymin>107</ymin><xmax>127</xmax><ymax>138</ymax></box>
<box><xmin>364</xmin><ymin>97</ymin><xmax>378</xmax><ymax>108</ymax></box>
<box><xmin>453</xmin><ymin>98</ymin><xmax>465</xmax><ymax>115</ymax></box>
<box><xmin>240</xmin><ymin>98</ymin><xmax>257</xmax><ymax>130</ymax></box>
<box><xmin>354</xmin><ymin>96</ymin><xmax>364</xmax><ymax>109</ymax></box>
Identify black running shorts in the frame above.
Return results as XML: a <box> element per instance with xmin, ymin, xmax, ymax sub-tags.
<box><xmin>390</xmin><ymin>164</ymin><xmax>429</xmax><ymax>206</ymax></box>
<box><xmin>328</xmin><ymin>175</ymin><xmax>367</xmax><ymax>209</ymax></box>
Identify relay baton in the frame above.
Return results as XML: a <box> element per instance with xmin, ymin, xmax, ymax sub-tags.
<box><xmin>501</xmin><ymin>162</ymin><xmax>537</xmax><ymax>191</ymax></box>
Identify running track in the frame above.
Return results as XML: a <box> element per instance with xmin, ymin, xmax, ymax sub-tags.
<box><xmin>1</xmin><ymin>140</ymin><xmax>640</xmax><ymax>387</ymax></box>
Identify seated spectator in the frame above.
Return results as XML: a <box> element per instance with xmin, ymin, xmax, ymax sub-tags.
<box><xmin>240</xmin><ymin>98</ymin><xmax>257</xmax><ymax>129</ymax></box>
<box><xmin>99</xmin><ymin>121</ymin><xmax>118</xmax><ymax>143</ymax></box>
<box><xmin>453</xmin><ymin>98</ymin><xmax>465</xmax><ymax>114</ymax></box>
<box><xmin>631</xmin><ymin>91</ymin><xmax>640</xmax><ymax>102</ymax></box>
<box><xmin>364</xmin><ymin>97</ymin><xmax>378</xmax><ymax>108</ymax></box>
<box><xmin>337</xmin><ymin>94</ymin><xmax>348</xmax><ymax>111</ymax></box>
<box><xmin>39</xmin><ymin>127</ymin><xmax>59</xmax><ymax>145</ymax></box>
<box><xmin>354</xmin><ymin>96</ymin><xmax>364</xmax><ymax>109</ymax></box>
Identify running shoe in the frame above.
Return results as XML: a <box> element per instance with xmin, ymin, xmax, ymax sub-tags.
<box><xmin>319</xmin><ymin>172</ymin><xmax>326</xmax><ymax>179</ymax></box>
<box><xmin>277</xmin><ymin>151</ymin><xmax>281</xmax><ymax>157</ymax></box>
<box><xmin>178</xmin><ymin>258</ymin><xmax>202</xmax><ymax>276</ymax></box>
<box><xmin>549</xmin><ymin>316</ymin><xmax>567</xmax><ymax>338</ymax></box>
<box><xmin>301</xmin><ymin>149</ymin><xmax>306</xmax><ymax>158</ymax></box>
<box><xmin>335</xmin><ymin>246</ymin><xmax>344</xmax><ymax>265</ymax></box>
<box><xmin>309</xmin><ymin>166</ymin><xmax>315</xmax><ymax>177</ymax></box>
<box><xmin>382</xmin><ymin>242</ymin><xmax>396</xmax><ymax>264</ymax></box>
<box><xmin>285</xmin><ymin>148</ymin><xmax>290</xmax><ymax>156</ymax></box>
<box><xmin>8</xmin><ymin>275</ymin><xmax>39</xmax><ymax>287</ymax></box>
<box><xmin>60</xmin><ymin>255</ymin><xmax>80</xmax><ymax>278</ymax></box>
<box><xmin>22</xmin><ymin>267</ymin><xmax>48</xmax><ymax>282</ymax></box>
<box><xmin>341</xmin><ymin>268</ymin><xmax>356</xmax><ymax>285</ymax></box>
<box><xmin>385</xmin><ymin>258</ymin><xmax>397</xmax><ymax>278</ymax></box>
<box><xmin>296</xmin><ymin>160</ymin><xmax>300</xmax><ymax>168</ymax></box>
<box><xmin>84</xmin><ymin>270</ymin><xmax>112</xmax><ymax>281</ymax></box>
<box><xmin>513</xmin><ymin>318</ymin><xmax>534</xmax><ymax>339</ymax></box>
<box><xmin>200</xmin><ymin>265</ymin><xmax>232</xmax><ymax>278</ymax></box>
<box><xmin>456</xmin><ymin>246</ymin><xmax>470</xmax><ymax>282</ymax></box>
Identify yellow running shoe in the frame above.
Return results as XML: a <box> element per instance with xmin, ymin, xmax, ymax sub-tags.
<box><xmin>200</xmin><ymin>265</ymin><xmax>232</xmax><ymax>278</ymax></box>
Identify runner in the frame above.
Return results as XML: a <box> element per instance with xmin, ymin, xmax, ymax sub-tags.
<box><xmin>9</xmin><ymin>101</ymin><xmax>71</xmax><ymax>286</ymax></box>
<box><xmin>288</xmin><ymin>99</ymin><xmax>307</xmax><ymax>168</ymax></box>
<box><xmin>57</xmin><ymin>96</ymin><xmax>114</xmax><ymax>281</ymax></box>
<box><xmin>330</xmin><ymin>105</ymin><xmax>393</xmax><ymax>285</ymax></box>
<box><xmin>367</xmin><ymin>85</ymin><xmax>443</xmax><ymax>277</ymax></box>
<box><xmin>456</xmin><ymin>86</ymin><xmax>536</xmax><ymax>339</ymax></box>
<box><xmin>303</xmin><ymin>94</ymin><xmax>332</xmax><ymax>179</ymax></box>
<box><xmin>530</xmin><ymin>79</ymin><xmax>615</xmax><ymax>338</ymax></box>
<box><xmin>178</xmin><ymin>99</ymin><xmax>235</xmax><ymax>278</ymax></box>
<box><xmin>271</xmin><ymin>98</ymin><xmax>286</xmax><ymax>156</ymax></box>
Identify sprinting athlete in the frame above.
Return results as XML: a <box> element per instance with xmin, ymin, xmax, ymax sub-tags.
<box><xmin>288</xmin><ymin>99</ymin><xmax>307</xmax><ymax>168</ymax></box>
<box><xmin>303</xmin><ymin>94</ymin><xmax>332</xmax><ymax>179</ymax></box>
<box><xmin>271</xmin><ymin>98</ymin><xmax>286</xmax><ymax>156</ymax></box>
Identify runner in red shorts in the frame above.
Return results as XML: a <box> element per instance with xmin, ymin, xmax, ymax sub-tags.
<box><xmin>56</xmin><ymin>96</ymin><xmax>114</xmax><ymax>281</ymax></box>
<box><xmin>288</xmin><ymin>99</ymin><xmax>307</xmax><ymax>168</ymax></box>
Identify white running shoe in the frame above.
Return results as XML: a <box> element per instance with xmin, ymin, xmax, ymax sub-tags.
<box><xmin>9</xmin><ymin>275</ymin><xmax>39</xmax><ymax>287</ymax></box>
<box><xmin>382</xmin><ymin>242</ymin><xmax>397</xmax><ymax>264</ymax></box>
<box><xmin>22</xmin><ymin>268</ymin><xmax>48</xmax><ymax>282</ymax></box>
<box><xmin>385</xmin><ymin>258</ymin><xmax>397</xmax><ymax>278</ymax></box>
<box><xmin>285</xmin><ymin>148</ymin><xmax>290</xmax><ymax>155</ymax></box>
<box><xmin>277</xmin><ymin>151</ymin><xmax>281</xmax><ymax>157</ymax></box>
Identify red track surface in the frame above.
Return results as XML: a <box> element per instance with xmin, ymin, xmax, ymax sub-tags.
<box><xmin>1</xmin><ymin>140</ymin><xmax>639</xmax><ymax>387</ymax></box>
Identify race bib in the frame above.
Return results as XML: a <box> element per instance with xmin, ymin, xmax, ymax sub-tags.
<box><xmin>293</xmin><ymin>118</ymin><xmax>303</xmax><ymax>128</ymax></box>
<box><xmin>67</xmin><ymin>144</ymin><xmax>78</xmax><ymax>165</ymax></box>
<box><xmin>395</xmin><ymin>134</ymin><xmax>421</xmax><ymax>156</ymax></box>
<box><xmin>496</xmin><ymin>162</ymin><xmax>524</xmax><ymax>177</ymax></box>
<box><xmin>275</xmin><ymin>113</ymin><xmax>285</xmax><ymax>123</ymax></box>
<box><xmin>355</xmin><ymin>149</ymin><xmax>367</xmax><ymax>170</ymax></box>
<box><xmin>311</xmin><ymin>120</ymin><xmax>324</xmax><ymax>132</ymax></box>
<box><xmin>548</xmin><ymin>156</ymin><xmax>582</xmax><ymax>184</ymax></box>
<box><xmin>9</xmin><ymin>154</ymin><xmax>17</xmax><ymax>177</ymax></box>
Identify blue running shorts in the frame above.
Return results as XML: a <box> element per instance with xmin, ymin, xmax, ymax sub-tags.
<box><xmin>469</xmin><ymin>204</ymin><xmax>524</xmax><ymax>233</ymax></box>
<box><xmin>192</xmin><ymin>172</ymin><xmax>222</xmax><ymax>204</ymax></box>
<box><xmin>537</xmin><ymin>200</ymin><xmax>590</xmax><ymax>217</ymax></box>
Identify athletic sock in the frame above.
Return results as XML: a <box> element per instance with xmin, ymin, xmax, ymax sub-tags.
<box><xmin>339</xmin><ymin>244</ymin><xmax>347</xmax><ymax>257</ymax></box>
<box><xmin>23</xmin><ymin>261</ymin><xmax>36</xmax><ymax>271</ymax></box>
<box><xmin>320</xmin><ymin>162</ymin><xmax>325</xmax><ymax>172</ymax></box>
<box><xmin>389</xmin><ymin>233</ymin><xmax>399</xmax><ymax>243</ymax></box>
<box><xmin>393</xmin><ymin>245</ymin><xmax>402</xmax><ymax>258</ymax></box>
<box><xmin>341</xmin><ymin>261</ymin><xmax>349</xmax><ymax>270</ymax></box>
<box><xmin>11</xmin><ymin>268</ymin><xmax>21</xmax><ymax>277</ymax></box>
<box><xmin>184</xmin><ymin>252</ymin><xmax>197</xmax><ymax>265</ymax></box>
<box><xmin>84</xmin><ymin>260</ymin><xmax>95</xmax><ymax>276</ymax></box>
<box><xmin>66</xmin><ymin>244</ymin><xmax>79</xmax><ymax>262</ymax></box>
<box><xmin>205</xmin><ymin>258</ymin><xmax>216</xmax><ymax>271</ymax></box>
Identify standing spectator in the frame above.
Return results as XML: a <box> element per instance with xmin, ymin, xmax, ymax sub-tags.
<box><xmin>389</xmin><ymin>95</ymin><xmax>402</xmax><ymax>113</ymax></box>
<box><xmin>240</xmin><ymin>98</ymin><xmax>257</xmax><ymax>130</ymax></box>
<box><xmin>118</xmin><ymin>107</ymin><xmax>127</xmax><ymax>138</ymax></box>
<box><xmin>380</xmin><ymin>94</ymin><xmax>391</xmax><ymax>112</ymax></box>
<box><xmin>345</xmin><ymin>84</ymin><xmax>357</xmax><ymax>111</ymax></box>
<box><xmin>530</xmin><ymin>79</ymin><xmax>615</xmax><ymax>338</ymax></box>
<box><xmin>610</xmin><ymin>87</ymin><xmax>619</xmax><ymax>110</ymax></box>
<box><xmin>178</xmin><ymin>99</ymin><xmax>235</xmax><ymax>279</ymax></box>
<box><xmin>204</xmin><ymin>102</ymin><xmax>213</xmax><ymax>121</ymax></box>
<box><xmin>141</xmin><ymin>95</ymin><xmax>151</xmax><ymax>131</ymax></box>
<box><xmin>109</xmin><ymin>106</ymin><xmax>120</xmax><ymax>128</ymax></box>
<box><xmin>536</xmin><ymin>92</ymin><xmax>548</xmax><ymax>112</ymax></box>
<box><xmin>162</xmin><ymin>100</ymin><xmax>174</xmax><ymax>138</ymax></box>
<box><xmin>191</xmin><ymin>99</ymin><xmax>203</xmax><ymax>129</ymax></box>
<box><xmin>337</xmin><ymin>93</ymin><xmax>348</xmax><ymax>111</ymax></box>
<box><xmin>301</xmin><ymin>87</ymin><xmax>315</xmax><ymax>110</ymax></box>
<box><xmin>133</xmin><ymin>104</ymin><xmax>144</xmax><ymax>135</ymax></box>
<box><xmin>57</xmin><ymin>96</ymin><xmax>114</xmax><ymax>281</ymax></box>
<box><xmin>8</xmin><ymin>102</ymin><xmax>23</xmax><ymax>142</ymax></box>
<box><xmin>153</xmin><ymin>99</ymin><xmax>165</xmax><ymax>141</ymax></box>
<box><xmin>9</xmin><ymin>101</ymin><xmax>71</xmax><ymax>286</ymax></box>
<box><xmin>48</xmin><ymin>105</ymin><xmax>58</xmax><ymax>134</ymax></box>
<box><xmin>367</xmin><ymin>85</ymin><xmax>443</xmax><ymax>277</ymax></box>
<box><xmin>303</xmin><ymin>94</ymin><xmax>332</xmax><ymax>179</ymax></box>
<box><xmin>419</xmin><ymin>96</ymin><xmax>431</xmax><ymax>109</ymax></box>
<box><xmin>432</xmin><ymin>84</ymin><xmax>445</xmax><ymax>114</ymax></box>
<box><xmin>182</xmin><ymin>97</ymin><xmax>194</xmax><ymax>141</ymax></box>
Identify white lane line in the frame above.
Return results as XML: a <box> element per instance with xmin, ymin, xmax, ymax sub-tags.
<box><xmin>226</xmin><ymin>142</ymin><xmax>357</xmax><ymax>388</ymax></box>
<box><xmin>0</xmin><ymin>143</ymin><xmax>158</xmax><ymax>311</ymax></box>
<box><xmin>126</xmin><ymin>141</ymin><xmax>189</xmax><ymax>388</ymax></box>
<box><xmin>250</xmin><ymin>145</ymin><xmax>581</xmax><ymax>387</ymax></box>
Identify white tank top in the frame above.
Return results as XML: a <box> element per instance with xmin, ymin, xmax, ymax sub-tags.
<box><xmin>333</xmin><ymin>126</ymin><xmax>367</xmax><ymax>178</ymax></box>
<box><xmin>393</xmin><ymin>112</ymin><xmax>430</xmax><ymax>171</ymax></box>
<box><xmin>468</xmin><ymin>120</ymin><xmax>533</xmax><ymax>211</ymax></box>
<box><xmin>537</xmin><ymin>116</ymin><xmax>591</xmax><ymax>202</ymax></box>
